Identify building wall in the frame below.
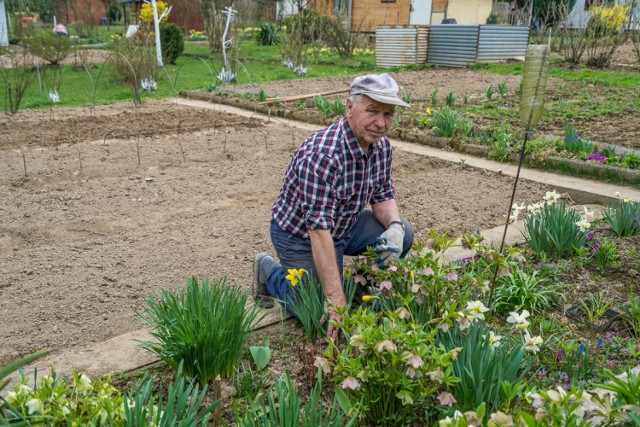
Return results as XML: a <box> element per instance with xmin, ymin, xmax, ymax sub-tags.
<box><xmin>64</xmin><ymin>0</ymin><xmax>106</xmax><ymax>25</ymax></box>
<box><xmin>446</xmin><ymin>0</ymin><xmax>492</xmax><ymax>24</ymax></box>
<box><xmin>1</xmin><ymin>0</ymin><xmax>8</xmax><ymax>46</ymax></box>
<box><xmin>352</xmin><ymin>0</ymin><xmax>411</xmax><ymax>31</ymax></box>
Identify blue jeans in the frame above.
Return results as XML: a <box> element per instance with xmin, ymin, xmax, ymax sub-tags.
<box><xmin>266</xmin><ymin>210</ymin><xmax>414</xmax><ymax>314</ymax></box>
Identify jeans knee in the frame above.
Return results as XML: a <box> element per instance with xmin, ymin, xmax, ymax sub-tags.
<box><xmin>401</xmin><ymin>219</ymin><xmax>414</xmax><ymax>258</ymax></box>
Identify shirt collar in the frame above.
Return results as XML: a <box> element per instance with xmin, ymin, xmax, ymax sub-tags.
<box><xmin>341</xmin><ymin>116</ymin><xmax>381</xmax><ymax>160</ymax></box>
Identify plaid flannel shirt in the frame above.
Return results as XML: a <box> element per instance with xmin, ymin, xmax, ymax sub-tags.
<box><xmin>272</xmin><ymin>116</ymin><xmax>395</xmax><ymax>240</ymax></box>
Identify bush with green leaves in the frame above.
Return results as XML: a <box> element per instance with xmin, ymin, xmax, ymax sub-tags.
<box><xmin>160</xmin><ymin>23</ymin><xmax>185</xmax><ymax>65</ymax></box>
<box><xmin>491</xmin><ymin>268</ymin><xmax>565</xmax><ymax>315</ymax></box>
<box><xmin>256</xmin><ymin>23</ymin><xmax>278</xmax><ymax>46</ymax></box>
<box><xmin>138</xmin><ymin>276</ymin><xmax>262</xmax><ymax>384</ymax></box>
<box><xmin>523</xmin><ymin>200</ymin><xmax>587</xmax><ymax>260</ymax></box>
<box><xmin>236</xmin><ymin>370</ymin><xmax>357</xmax><ymax>426</ymax></box>
<box><xmin>604</xmin><ymin>196</ymin><xmax>640</xmax><ymax>237</ymax></box>
<box><xmin>438</xmin><ymin>319</ymin><xmax>534</xmax><ymax>414</ymax></box>
<box><xmin>322</xmin><ymin>306</ymin><xmax>459</xmax><ymax>426</ymax></box>
<box><xmin>28</xmin><ymin>31</ymin><xmax>71</xmax><ymax>65</ymax></box>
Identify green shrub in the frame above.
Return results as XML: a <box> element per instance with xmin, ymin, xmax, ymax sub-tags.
<box><xmin>137</xmin><ymin>276</ymin><xmax>262</xmax><ymax>384</ymax></box>
<box><xmin>492</xmin><ymin>269</ymin><xmax>565</xmax><ymax>315</ymax></box>
<box><xmin>160</xmin><ymin>23</ymin><xmax>185</xmax><ymax>65</ymax></box>
<box><xmin>256</xmin><ymin>22</ymin><xmax>278</xmax><ymax>46</ymax></box>
<box><xmin>523</xmin><ymin>202</ymin><xmax>586</xmax><ymax>260</ymax></box>
<box><xmin>604</xmin><ymin>197</ymin><xmax>640</xmax><ymax>237</ymax></box>
<box><xmin>28</xmin><ymin>31</ymin><xmax>71</xmax><ymax>65</ymax></box>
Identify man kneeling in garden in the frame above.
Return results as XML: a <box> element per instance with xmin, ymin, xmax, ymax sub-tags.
<box><xmin>253</xmin><ymin>73</ymin><xmax>414</xmax><ymax>340</ymax></box>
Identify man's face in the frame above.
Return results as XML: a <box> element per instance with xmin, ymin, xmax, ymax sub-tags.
<box><xmin>346</xmin><ymin>96</ymin><xmax>395</xmax><ymax>148</ymax></box>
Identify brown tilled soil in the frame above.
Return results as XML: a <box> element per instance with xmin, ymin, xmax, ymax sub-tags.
<box><xmin>0</xmin><ymin>100</ymin><xmax>555</xmax><ymax>364</ymax></box>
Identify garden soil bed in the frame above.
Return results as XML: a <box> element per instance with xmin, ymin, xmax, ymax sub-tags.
<box><xmin>0</xmin><ymin>100</ymin><xmax>558</xmax><ymax>366</ymax></box>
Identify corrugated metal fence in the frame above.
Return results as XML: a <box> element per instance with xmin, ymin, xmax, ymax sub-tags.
<box><xmin>375</xmin><ymin>26</ymin><xmax>429</xmax><ymax>68</ymax></box>
<box><xmin>376</xmin><ymin>25</ymin><xmax>530</xmax><ymax>67</ymax></box>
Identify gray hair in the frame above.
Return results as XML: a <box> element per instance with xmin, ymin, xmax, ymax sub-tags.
<box><xmin>349</xmin><ymin>94</ymin><xmax>364</xmax><ymax>105</ymax></box>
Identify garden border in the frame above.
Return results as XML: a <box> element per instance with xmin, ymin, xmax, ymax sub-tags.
<box><xmin>179</xmin><ymin>90</ymin><xmax>640</xmax><ymax>189</ymax></box>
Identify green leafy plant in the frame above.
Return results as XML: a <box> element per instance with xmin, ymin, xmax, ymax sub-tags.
<box><xmin>444</xmin><ymin>91</ymin><xmax>456</xmax><ymax>107</ymax></box>
<box><xmin>430</xmin><ymin>87</ymin><xmax>438</xmax><ymax>107</ymax></box>
<box><xmin>236</xmin><ymin>370</ymin><xmax>357</xmax><ymax>426</ymax></box>
<box><xmin>257</xmin><ymin>89</ymin><xmax>267</xmax><ymax>103</ymax></box>
<box><xmin>401</xmin><ymin>90</ymin><xmax>411</xmax><ymax>105</ymax></box>
<box><xmin>620</xmin><ymin>296</ymin><xmax>640</xmax><ymax>339</ymax></box>
<box><xmin>578</xmin><ymin>292</ymin><xmax>612</xmax><ymax>323</ymax></box>
<box><xmin>256</xmin><ymin>23</ymin><xmax>278</xmax><ymax>46</ymax></box>
<box><xmin>29</xmin><ymin>31</ymin><xmax>71</xmax><ymax>65</ymax></box>
<box><xmin>324</xmin><ymin>306</ymin><xmax>458</xmax><ymax>426</ymax></box>
<box><xmin>562</xmin><ymin>124</ymin><xmax>595</xmax><ymax>156</ymax></box>
<box><xmin>314</xmin><ymin>95</ymin><xmax>332</xmax><ymax>117</ymax></box>
<box><xmin>233</xmin><ymin>338</ymin><xmax>272</xmax><ymax>401</ymax></box>
<box><xmin>523</xmin><ymin>201</ymin><xmax>586</xmax><ymax>260</ymax></box>
<box><xmin>596</xmin><ymin>369</ymin><xmax>640</xmax><ymax>405</ymax></box>
<box><xmin>430</xmin><ymin>106</ymin><xmax>472</xmax><ymax>138</ymax></box>
<box><xmin>281</xmin><ymin>274</ymin><xmax>356</xmax><ymax>342</ymax></box>
<box><xmin>485</xmin><ymin>84</ymin><xmax>495</xmax><ymax>100</ymax></box>
<box><xmin>329</xmin><ymin>98</ymin><xmax>346</xmax><ymax>116</ymax></box>
<box><xmin>462</xmin><ymin>91</ymin><xmax>469</xmax><ymax>105</ymax></box>
<box><xmin>0</xmin><ymin>350</ymin><xmax>48</xmax><ymax>426</ymax></box>
<box><xmin>117</xmin><ymin>361</ymin><xmax>219</xmax><ymax>426</ymax></box>
<box><xmin>160</xmin><ymin>23</ymin><xmax>185</xmax><ymax>65</ymax></box>
<box><xmin>498</xmin><ymin>79</ymin><xmax>508</xmax><ymax>97</ymax></box>
<box><xmin>592</xmin><ymin>239</ymin><xmax>618</xmax><ymax>268</ymax></box>
<box><xmin>492</xmin><ymin>269</ymin><xmax>565</xmax><ymax>315</ymax></box>
<box><xmin>604</xmin><ymin>196</ymin><xmax>640</xmax><ymax>237</ymax></box>
<box><xmin>439</xmin><ymin>321</ymin><xmax>533</xmax><ymax>414</ymax></box>
<box><xmin>137</xmin><ymin>276</ymin><xmax>262</xmax><ymax>384</ymax></box>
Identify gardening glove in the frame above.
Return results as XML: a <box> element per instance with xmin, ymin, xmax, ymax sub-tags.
<box><xmin>373</xmin><ymin>222</ymin><xmax>405</xmax><ymax>268</ymax></box>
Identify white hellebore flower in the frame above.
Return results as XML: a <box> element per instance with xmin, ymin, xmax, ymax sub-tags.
<box><xmin>523</xmin><ymin>331</ymin><xmax>543</xmax><ymax>353</ymax></box>
<box><xmin>615</xmin><ymin>191</ymin><xmax>621</xmax><ymax>198</ymax></box>
<box><xmin>342</xmin><ymin>376</ymin><xmax>360</xmax><ymax>390</ymax></box>
<box><xmin>405</xmin><ymin>354</ymin><xmax>424</xmax><ymax>369</ymax></box>
<box><xmin>466</xmin><ymin>300</ymin><xmax>489</xmax><ymax>321</ymax></box>
<box><xmin>77</xmin><ymin>373</ymin><xmax>92</xmax><ymax>392</ymax></box>
<box><xmin>26</xmin><ymin>398</ymin><xmax>44</xmax><ymax>415</ymax></box>
<box><xmin>576</xmin><ymin>216</ymin><xmax>591</xmax><ymax>232</ymax></box>
<box><xmin>543</xmin><ymin>190</ymin><xmax>561</xmax><ymax>205</ymax></box>
<box><xmin>377</xmin><ymin>339</ymin><xmax>397</xmax><ymax>353</ymax></box>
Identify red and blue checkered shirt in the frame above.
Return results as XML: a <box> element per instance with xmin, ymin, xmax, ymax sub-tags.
<box><xmin>272</xmin><ymin>116</ymin><xmax>395</xmax><ymax>240</ymax></box>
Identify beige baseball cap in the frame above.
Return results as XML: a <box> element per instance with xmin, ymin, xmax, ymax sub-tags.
<box><xmin>349</xmin><ymin>73</ymin><xmax>410</xmax><ymax>108</ymax></box>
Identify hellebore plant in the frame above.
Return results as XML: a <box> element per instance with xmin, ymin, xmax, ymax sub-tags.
<box><xmin>321</xmin><ymin>306</ymin><xmax>460</xmax><ymax>426</ymax></box>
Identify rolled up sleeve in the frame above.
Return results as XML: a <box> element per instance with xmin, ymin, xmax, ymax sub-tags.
<box><xmin>371</xmin><ymin>147</ymin><xmax>395</xmax><ymax>204</ymax></box>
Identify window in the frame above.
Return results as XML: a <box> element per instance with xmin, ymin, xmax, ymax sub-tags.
<box><xmin>381</xmin><ymin>0</ymin><xmax>397</xmax><ymax>3</ymax></box>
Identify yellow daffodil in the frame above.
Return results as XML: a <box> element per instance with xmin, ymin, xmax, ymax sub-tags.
<box><xmin>285</xmin><ymin>268</ymin><xmax>306</xmax><ymax>287</ymax></box>
<box><xmin>362</xmin><ymin>295</ymin><xmax>378</xmax><ymax>302</ymax></box>
<box><xmin>426</xmin><ymin>107</ymin><xmax>432</xmax><ymax>115</ymax></box>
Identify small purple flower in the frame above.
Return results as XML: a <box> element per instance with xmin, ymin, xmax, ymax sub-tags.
<box><xmin>556</xmin><ymin>348</ymin><xmax>565</xmax><ymax>362</ymax></box>
<box><xmin>461</xmin><ymin>255</ymin><xmax>479</xmax><ymax>265</ymax></box>
<box><xmin>586</xmin><ymin>152</ymin><xmax>606</xmax><ymax>163</ymax></box>
<box><xmin>596</xmin><ymin>337</ymin><xmax>603</xmax><ymax>349</ymax></box>
<box><xmin>578</xmin><ymin>342</ymin><xmax>585</xmax><ymax>355</ymax></box>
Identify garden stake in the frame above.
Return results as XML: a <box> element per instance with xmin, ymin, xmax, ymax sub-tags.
<box><xmin>21</xmin><ymin>148</ymin><xmax>27</xmax><ymax>177</ymax></box>
<box><xmin>487</xmin><ymin>45</ymin><xmax>550</xmax><ymax>311</ymax></box>
<box><xmin>176</xmin><ymin>119</ymin><xmax>186</xmax><ymax>162</ymax></box>
<box><xmin>76</xmin><ymin>147</ymin><xmax>83</xmax><ymax>172</ymax></box>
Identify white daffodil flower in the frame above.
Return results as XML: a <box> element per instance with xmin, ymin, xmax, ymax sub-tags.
<box><xmin>507</xmin><ymin>310</ymin><xmax>530</xmax><ymax>325</ymax></box>
<box><xmin>466</xmin><ymin>300</ymin><xmax>489</xmax><ymax>321</ymax></box>
<box><xmin>510</xmin><ymin>203</ymin><xmax>525</xmax><ymax>223</ymax></box>
<box><xmin>488</xmin><ymin>330</ymin><xmax>502</xmax><ymax>348</ymax></box>
<box><xmin>615</xmin><ymin>191</ymin><xmax>621</xmax><ymax>198</ymax></box>
<box><xmin>583</xmin><ymin>206</ymin><xmax>594</xmax><ymax>219</ymax></box>
<box><xmin>543</xmin><ymin>190</ymin><xmax>561</xmax><ymax>205</ymax></box>
<box><xmin>576</xmin><ymin>216</ymin><xmax>591</xmax><ymax>232</ymax></box>
<box><xmin>523</xmin><ymin>331</ymin><xmax>543</xmax><ymax>353</ymax></box>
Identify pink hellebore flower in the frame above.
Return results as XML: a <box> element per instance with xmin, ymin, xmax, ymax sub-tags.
<box><xmin>342</xmin><ymin>377</ymin><xmax>361</xmax><ymax>390</ymax></box>
<box><xmin>389</xmin><ymin>265</ymin><xmax>398</xmax><ymax>272</ymax></box>
<box><xmin>396</xmin><ymin>307</ymin><xmax>411</xmax><ymax>320</ymax></box>
<box><xmin>421</xmin><ymin>267</ymin><xmax>434</xmax><ymax>276</ymax></box>
<box><xmin>377</xmin><ymin>339</ymin><xmax>397</xmax><ymax>353</ymax></box>
<box><xmin>439</xmin><ymin>322</ymin><xmax>451</xmax><ymax>333</ymax></box>
<box><xmin>354</xmin><ymin>275</ymin><xmax>366</xmax><ymax>285</ymax></box>
<box><xmin>446</xmin><ymin>272</ymin><xmax>458</xmax><ymax>282</ymax></box>
<box><xmin>411</xmin><ymin>284</ymin><xmax>420</xmax><ymax>294</ymax></box>
<box><xmin>497</xmin><ymin>267</ymin><xmax>510</xmax><ymax>277</ymax></box>
<box><xmin>314</xmin><ymin>356</ymin><xmax>331</xmax><ymax>374</ymax></box>
<box><xmin>379</xmin><ymin>280</ymin><xmax>392</xmax><ymax>291</ymax></box>
<box><xmin>405</xmin><ymin>367</ymin><xmax>417</xmax><ymax>378</ymax></box>
<box><xmin>406</xmin><ymin>355</ymin><xmax>424</xmax><ymax>369</ymax></box>
<box><xmin>437</xmin><ymin>392</ymin><xmax>457</xmax><ymax>407</ymax></box>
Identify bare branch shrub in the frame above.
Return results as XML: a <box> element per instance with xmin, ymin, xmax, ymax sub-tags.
<box><xmin>321</xmin><ymin>15</ymin><xmax>370</xmax><ymax>59</ymax></box>
<box><xmin>0</xmin><ymin>46</ymin><xmax>37</xmax><ymax>114</ymax></box>
<box><xmin>555</xmin><ymin>2</ymin><xmax>589</xmax><ymax>64</ymax></box>
<box><xmin>628</xmin><ymin>0</ymin><xmax>640</xmax><ymax>63</ymax></box>
<box><xmin>201</xmin><ymin>0</ymin><xmax>235</xmax><ymax>55</ymax></box>
<box><xmin>109</xmin><ymin>30</ymin><xmax>159</xmax><ymax>104</ymax></box>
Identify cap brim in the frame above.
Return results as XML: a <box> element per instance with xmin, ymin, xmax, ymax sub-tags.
<box><xmin>363</xmin><ymin>93</ymin><xmax>411</xmax><ymax>108</ymax></box>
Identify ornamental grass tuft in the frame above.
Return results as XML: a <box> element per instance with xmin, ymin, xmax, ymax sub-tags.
<box><xmin>137</xmin><ymin>276</ymin><xmax>262</xmax><ymax>384</ymax></box>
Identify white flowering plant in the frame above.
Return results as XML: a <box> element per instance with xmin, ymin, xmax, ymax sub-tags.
<box><xmin>321</xmin><ymin>306</ymin><xmax>460</xmax><ymax>426</ymax></box>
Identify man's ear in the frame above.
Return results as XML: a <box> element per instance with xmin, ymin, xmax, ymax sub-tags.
<box><xmin>346</xmin><ymin>97</ymin><xmax>353</xmax><ymax>117</ymax></box>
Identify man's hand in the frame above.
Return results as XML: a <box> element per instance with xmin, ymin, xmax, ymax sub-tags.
<box><xmin>321</xmin><ymin>302</ymin><xmax>346</xmax><ymax>341</ymax></box>
<box><xmin>373</xmin><ymin>223</ymin><xmax>405</xmax><ymax>268</ymax></box>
